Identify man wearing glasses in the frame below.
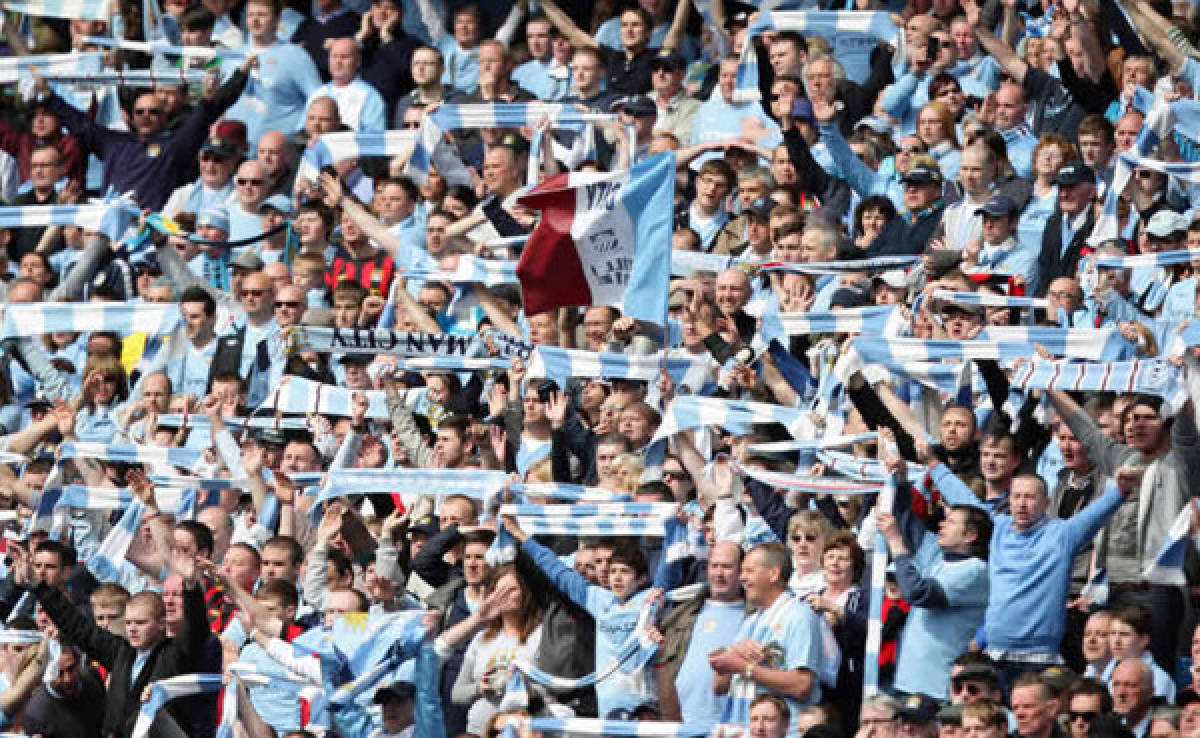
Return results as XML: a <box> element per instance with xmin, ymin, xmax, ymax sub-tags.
<box><xmin>163</xmin><ymin>134</ymin><xmax>240</xmax><ymax>218</ymax></box>
<box><xmin>229</xmin><ymin>160</ymin><xmax>272</xmax><ymax>242</ymax></box>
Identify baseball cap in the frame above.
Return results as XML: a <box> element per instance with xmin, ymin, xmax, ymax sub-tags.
<box><xmin>872</xmin><ymin>269</ymin><xmax>908</xmax><ymax>290</ymax></box>
<box><xmin>1053</xmin><ymin>160</ymin><xmax>1097</xmax><ymax>187</ymax></box>
<box><xmin>408</xmin><ymin>515</ymin><xmax>440</xmax><ymax>537</ymax></box>
<box><xmin>745</xmin><ymin>196</ymin><xmax>777</xmax><ymax>220</ymax></box>
<box><xmin>213</xmin><ymin>120</ymin><xmax>248</xmax><ymax>152</ymax></box>
<box><xmin>937</xmin><ymin>704</ymin><xmax>964</xmax><ymax>726</ymax></box>
<box><xmin>974</xmin><ymin>194</ymin><xmax>1018</xmax><ymax>218</ymax></box>
<box><xmin>1144</xmin><ymin>209</ymin><xmax>1189</xmax><ymax>239</ymax></box>
<box><xmin>619</xmin><ymin>95</ymin><xmax>657</xmax><ymax>117</ymax></box>
<box><xmin>251</xmin><ymin>428</ymin><xmax>288</xmax><ymax>447</ymax></box>
<box><xmin>901</xmin><ymin>164</ymin><xmax>943</xmax><ymax>186</ymax></box>
<box><xmin>830</xmin><ymin>287</ymin><xmax>871</xmax><ymax>309</ymax></box>
<box><xmin>651</xmin><ymin>48</ymin><xmax>686</xmax><ymax>71</ymax></box>
<box><xmin>230</xmin><ymin>250</ymin><xmax>265</xmax><ymax>272</ymax></box>
<box><xmin>200</xmin><ymin>136</ymin><xmax>238</xmax><ymax>159</ymax></box>
<box><xmin>196</xmin><ymin>206</ymin><xmax>230</xmax><ymax>234</ymax></box>
<box><xmin>259</xmin><ymin>194</ymin><xmax>296</xmax><ymax>216</ymax></box>
<box><xmin>897</xmin><ymin>693</ymin><xmax>939</xmax><ymax>724</ymax></box>
<box><xmin>951</xmin><ymin>663</ymin><xmax>1000</xmax><ymax>685</ymax></box>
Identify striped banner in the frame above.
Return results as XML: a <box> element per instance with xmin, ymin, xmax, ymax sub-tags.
<box><xmin>0</xmin><ymin>52</ymin><xmax>104</xmax><ymax>83</ymax></box>
<box><xmin>779</xmin><ymin>306</ymin><xmax>902</xmax><ymax>336</ymax></box>
<box><xmin>58</xmin><ymin>442</ymin><xmax>205</xmax><ymax>469</ymax></box>
<box><xmin>931</xmin><ymin>289</ymin><xmax>1049</xmax><ymax>309</ymax></box>
<box><xmin>296</xmin><ymin>130</ymin><xmax>418</xmax><ymax>184</ymax></box>
<box><xmin>1</xmin><ymin>302</ymin><xmax>180</xmax><ymax>338</ymax></box>
<box><xmin>526</xmin><ymin>346</ymin><xmax>710</xmax><ymax>384</ymax></box>
<box><xmin>3</xmin><ymin>0</ymin><xmax>109</xmax><ymax>20</ymax></box>
<box><xmin>653</xmin><ymin>395</ymin><xmax>805</xmax><ymax>441</ymax></box>
<box><xmin>132</xmin><ymin>674</ymin><xmax>224</xmax><ymax>738</ymax></box>
<box><xmin>318</xmin><ymin>468</ymin><xmax>508</xmax><ymax>501</ymax></box>
<box><xmin>261</xmin><ymin>376</ymin><xmax>390</xmax><ymax>418</ymax></box>
<box><xmin>862</xmin><ymin>471</ymin><xmax>897</xmax><ymax>697</ymax></box>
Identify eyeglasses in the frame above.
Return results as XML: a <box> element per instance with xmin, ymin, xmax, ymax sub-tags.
<box><xmin>242</xmin><ymin>288</ymin><xmax>268</xmax><ymax>297</ymax></box>
<box><xmin>790</xmin><ymin>532</ymin><xmax>819</xmax><ymax>543</ymax></box>
<box><xmin>199</xmin><ymin>152</ymin><xmax>228</xmax><ymax>163</ymax></box>
<box><xmin>952</xmin><ymin>681</ymin><xmax>984</xmax><ymax>696</ymax></box>
<box><xmin>236</xmin><ymin>178</ymin><xmax>265</xmax><ymax>186</ymax></box>
<box><xmin>275</xmin><ymin>301</ymin><xmax>302</xmax><ymax>309</ymax></box>
<box><xmin>900</xmin><ymin>145</ymin><xmax>925</xmax><ymax>154</ymax></box>
<box><xmin>134</xmin><ymin>107</ymin><xmax>163</xmax><ymax>116</ymax></box>
<box><xmin>1069</xmin><ymin>712</ymin><xmax>1100</xmax><ymax>724</ymax></box>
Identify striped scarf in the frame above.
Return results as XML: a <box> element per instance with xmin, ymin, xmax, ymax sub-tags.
<box><xmin>759</xmin><ymin>256</ymin><xmax>920</xmax><ymax>275</ymax></box>
<box><xmin>779</xmin><ymin>305</ymin><xmax>903</xmax><ymax>336</ymax></box>
<box><xmin>87</xmin><ymin>496</ymin><xmax>145</xmax><ymax>584</ymax></box>
<box><xmin>403</xmin><ymin>254</ymin><xmax>518</xmax><ymax>285</ymax></box>
<box><xmin>1</xmin><ymin>302</ymin><xmax>180</xmax><ymax>339</ymax></box>
<box><xmin>862</xmin><ymin>473</ymin><xmax>897</xmax><ymax>697</ymax></box>
<box><xmin>499</xmin><ymin>717</ymin><xmax>711</xmax><ymax>736</ymax></box>
<box><xmin>82</xmin><ymin>37</ymin><xmax>248</xmax><ymax>60</ymax></box>
<box><xmin>3</xmin><ymin>0</ymin><xmax>108</xmax><ymax>20</ymax></box>
<box><xmin>296</xmin><ymin>130</ymin><xmax>418</xmax><ymax>185</ymax></box>
<box><xmin>260</xmin><ymin>376</ymin><xmax>390</xmax><ymax>418</ymax></box>
<box><xmin>0</xmin><ymin>52</ymin><xmax>104</xmax><ymax>83</ymax></box>
<box><xmin>731</xmin><ymin>11</ymin><xmax>899</xmax><ymax>103</ymax></box>
<box><xmin>407</xmin><ymin>103</ymin><xmax>617</xmax><ymax>182</ymax></box>
<box><xmin>1011</xmin><ymin>359</ymin><xmax>1186</xmax><ymax>411</ymax></box>
<box><xmin>654</xmin><ymin>395</ymin><xmax>805</xmax><ymax>441</ymax></box>
<box><xmin>58</xmin><ymin>442</ymin><xmax>205</xmax><ymax>469</ymax></box>
<box><xmin>527</xmin><ymin>346</ymin><xmax>711</xmax><ymax>385</ymax></box>
<box><xmin>931</xmin><ymin>289</ymin><xmax>1049</xmax><ymax>309</ymax></box>
<box><xmin>317</xmin><ymin>468</ymin><xmax>508</xmax><ymax>502</ymax></box>
<box><xmin>281</xmin><ymin>326</ymin><xmax>483</xmax><ymax>358</ymax></box>
<box><xmin>744</xmin><ymin>431</ymin><xmax>880</xmax><ymax>453</ymax></box>
<box><xmin>132</xmin><ymin>674</ymin><xmax>224</xmax><ymax>738</ymax></box>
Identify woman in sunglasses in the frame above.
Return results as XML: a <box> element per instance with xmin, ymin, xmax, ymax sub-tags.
<box><xmin>786</xmin><ymin>510</ymin><xmax>832</xmax><ymax>599</ymax></box>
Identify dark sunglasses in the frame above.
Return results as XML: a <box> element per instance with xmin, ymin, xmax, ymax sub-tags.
<box><xmin>952</xmin><ymin>681</ymin><xmax>984</xmax><ymax>696</ymax></box>
<box><xmin>275</xmin><ymin>301</ymin><xmax>303</xmax><ymax>309</ymax></box>
<box><xmin>242</xmin><ymin>288</ymin><xmax>268</xmax><ymax>297</ymax></box>
<box><xmin>134</xmin><ymin>107</ymin><xmax>163</xmax><ymax>116</ymax></box>
<box><xmin>236</xmin><ymin>178</ymin><xmax>265</xmax><ymax>186</ymax></box>
<box><xmin>790</xmin><ymin>532</ymin><xmax>819</xmax><ymax>543</ymax></box>
<box><xmin>1069</xmin><ymin>712</ymin><xmax>1100</xmax><ymax>724</ymax></box>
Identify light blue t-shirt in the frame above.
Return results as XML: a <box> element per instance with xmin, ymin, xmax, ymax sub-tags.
<box><xmin>223</xmin><ymin>40</ymin><xmax>323</xmax><ymax>152</ymax></box>
<box><xmin>675</xmin><ymin>600</ymin><xmax>745</xmax><ymax>727</ymax></box>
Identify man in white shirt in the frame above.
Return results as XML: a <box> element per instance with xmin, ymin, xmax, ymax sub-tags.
<box><xmin>307</xmin><ymin>38</ymin><xmax>388</xmax><ymax>131</ymax></box>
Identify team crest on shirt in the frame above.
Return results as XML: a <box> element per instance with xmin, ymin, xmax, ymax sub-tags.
<box><xmin>145</xmin><ymin>144</ymin><xmax>161</xmax><ymax>158</ymax></box>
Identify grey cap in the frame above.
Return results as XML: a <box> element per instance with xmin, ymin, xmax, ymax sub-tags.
<box><xmin>230</xmin><ymin>250</ymin><xmax>264</xmax><ymax>272</ymax></box>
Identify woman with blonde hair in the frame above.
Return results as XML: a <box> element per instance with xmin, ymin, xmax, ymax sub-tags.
<box><xmin>786</xmin><ymin>509</ymin><xmax>833</xmax><ymax>597</ymax></box>
<box><xmin>916</xmin><ymin>101</ymin><xmax>961</xmax><ymax>180</ymax></box>
<box><xmin>440</xmin><ymin>566</ymin><xmax>544</xmax><ymax>736</ymax></box>
<box><xmin>1019</xmin><ymin>134</ymin><xmax>1078</xmax><ymax>255</ymax></box>
<box><xmin>71</xmin><ymin>355</ymin><xmax>129</xmax><ymax>443</ymax></box>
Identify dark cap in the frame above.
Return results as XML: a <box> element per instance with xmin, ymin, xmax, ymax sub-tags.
<box><xmin>1053</xmin><ymin>160</ymin><xmax>1097</xmax><ymax>187</ymax></box>
<box><xmin>1038</xmin><ymin>665</ymin><xmax>1077</xmax><ymax>694</ymax></box>
<box><xmin>745</xmin><ymin>196</ymin><xmax>777</xmax><ymax>220</ymax></box>
<box><xmin>618</xmin><ymin>94</ymin><xmax>657</xmax><ymax>118</ymax></box>
<box><xmin>200</xmin><ymin>136</ymin><xmax>238</xmax><ymax>159</ymax></box>
<box><xmin>651</xmin><ymin>48</ymin><xmax>686</xmax><ymax>71</ymax></box>
<box><xmin>830</xmin><ymin>287</ymin><xmax>871</xmax><ymax>309</ymax></box>
<box><xmin>975</xmin><ymin>194</ymin><xmax>1018</xmax><ymax>218</ymax></box>
<box><xmin>725</xmin><ymin>5</ymin><xmax>754</xmax><ymax>29</ymax></box>
<box><xmin>951</xmin><ymin>663</ymin><xmax>1000</xmax><ymax>685</ymax></box>
<box><xmin>897</xmin><ymin>693</ymin><xmax>940</xmax><ymax>724</ymax></box>
<box><xmin>937</xmin><ymin>704</ymin><xmax>964</xmax><ymax>726</ymax></box>
<box><xmin>408</xmin><ymin>514</ymin><xmax>440</xmax><ymax>537</ymax></box>
<box><xmin>251</xmin><ymin>428</ymin><xmax>288</xmax><ymax>447</ymax></box>
<box><xmin>338</xmin><ymin>353</ymin><xmax>373</xmax><ymax>366</ymax></box>
<box><xmin>1177</xmin><ymin>688</ymin><xmax>1200</xmax><ymax>707</ymax></box>
<box><xmin>901</xmin><ymin>164</ymin><xmax>943</xmax><ymax>186</ymax></box>
<box><xmin>213</xmin><ymin>119</ymin><xmax>248</xmax><ymax>150</ymax></box>
<box><xmin>373</xmin><ymin>682</ymin><xmax>415</xmax><ymax>702</ymax></box>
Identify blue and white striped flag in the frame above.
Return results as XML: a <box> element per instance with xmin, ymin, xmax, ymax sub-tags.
<box><xmin>296</xmin><ymin>130</ymin><xmax>418</xmax><ymax>184</ymax></box>
<box><xmin>2</xmin><ymin>302</ymin><xmax>180</xmax><ymax>338</ymax></box>
<box><xmin>977</xmin><ymin>326</ymin><xmax>1134</xmax><ymax>360</ymax></box>
<box><xmin>526</xmin><ymin>346</ymin><xmax>710</xmax><ymax>385</ymax></box>
<box><xmin>133</xmin><ymin>674</ymin><xmax>224</xmax><ymax>738</ymax></box>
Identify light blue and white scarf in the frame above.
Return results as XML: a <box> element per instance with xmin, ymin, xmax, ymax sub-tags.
<box><xmin>0</xmin><ymin>52</ymin><xmax>104</xmax><ymax>83</ymax></box>
<box><xmin>526</xmin><ymin>346</ymin><xmax>709</xmax><ymax>385</ymax></box>
<box><xmin>4</xmin><ymin>0</ymin><xmax>108</xmax><ymax>20</ymax></box>
<box><xmin>82</xmin><ymin>36</ymin><xmax>248</xmax><ymax>60</ymax></box>
<box><xmin>931</xmin><ymin>289</ymin><xmax>1049</xmax><ymax>309</ymax></box>
<box><xmin>260</xmin><ymin>377</ymin><xmax>389</xmax><ymax>418</ymax></box>
<box><xmin>403</xmin><ymin>255</ymin><xmax>518</xmax><ymax>285</ymax></box>
<box><xmin>499</xmin><ymin>718</ymin><xmax>710</xmax><ymax>737</ymax></box>
<box><xmin>654</xmin><ymin>395</ymin><xmax>805</xmax><ymax>441</ymax></box>
<box><xmin>282</xmin><ymin>326</ymin><xmax>484</xmax><ymax>358</ymax></box>
<box><xmin>132</xmin><ymin>674</ymin><xmax>224</xmax><ymax>738</ymax></box>
<box><xmin>779</xmin><ymin>306</ymin><xmax>903</xmax><ymax>336</ymax></box>
<box><xmin>87</xmin><ymin>496</ymin><xmax>145</xmax><ymax>583</ymax></box>
<box><xmin>1011</xmin><ymin>359</ymin><xmax>1186</xmax><ymax>411</ymax></box>
<box><xmin>1</xmin><ymin>302</ymin><xmax>180</xmax><ymax>338</ymax></box>
<box><xmin>745</xmin><ymin>432</ymin><xmax>879</xmax><ymax>453</ymax></box>
<box><xmin>58</xmin><ymin>442</ymin><xmax>205</xmax><ymax>469</ymax></box>
<box><xmin>862</xmin><ymin>472</ymin><xmax>897</xmax><ymax>697</ymax></box>
<box><xmin>296</xmin><ymin>130</ymin><xmax>418</xmax><ymax>185</ymax></box>
<box><xmin>318</xmin><ymin>468</ymin><xmax>508</xmax><ymax>502</ymax></box>
<box><xmin>1093</xmin><ymin>249</ymin><xmax>1200</xmax><ymax>269</ymax></box>
<box><xmin>41</xmin><ymin>68</ymin><xmax>209</xmax><ymax>87</ymax></box>
<box><xmin>759</xmin><ymin>256</ymin><xmax>920</xmax><ymax>275</ymax></box>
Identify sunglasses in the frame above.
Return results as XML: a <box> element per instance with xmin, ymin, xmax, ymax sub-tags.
<box><xmin>134</xmin><ymin>107</ymin><xmax>163</xmax><ymax>116</ymax></box>
<box><xmin>275</xmin><ymin>301</ymin><xmax>303</xmax><ymax>309</ymax></box>
<box><xmin>1069</xmin><ymin>712</ymin><xmax>1100</xmax><ymax>724</ymax></box>
<box><xmin>237</xmin><ymin>178</ymin><xmax>265</xmax><ymax>186</ymax></box>
<box><xmin>790</xmin><ymin>532</ymin><xmax>819</xmax><ymax>543</ymax></box>
<box><xmin>900</xmin><ymin>145</ymin><xmax>926</xmax><ymax>154</ymax></box>
<box><xmin>242</xmin><ymin>288</ymin><xmax>268</xmax><ymax>297</ymax></box>
<box><xmin>952</xmin><ymin>681</ymin><xmax>984</xmax><ymax>696</ymax></box>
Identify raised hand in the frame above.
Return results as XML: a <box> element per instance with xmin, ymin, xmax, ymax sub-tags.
<box><xmin>545</xmin><ymin>390</ymin><xmax>568</xmax><ymax>429</ymax></box>
<box><xmin>126</xmin><ymin>469</ymin><xmax>157</xmax><ymax>507</ymax></box>
<box><xmin>350</xmin><ymin>391</ymin><xmax>369</xmax><ymax>428</ymax></box>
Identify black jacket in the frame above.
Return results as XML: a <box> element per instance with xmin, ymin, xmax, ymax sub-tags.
<box><xmin>23</xmin><ymin>666</ymin><xmax>107</xmax><ymax>738</ymax></box>
<box><xmin>34</xmin><ymin>579</ymin><xmax>209</xmax><ymax>738</ymax></box>
<box><xmin>1036</xmin><ymin>209</ymin><xmax>1095</xmax><ymax>297</ymax></box>
<box><xmin>866</xmin><ymin>204</ymin><xmax>947</xmax><ymax>257</ymax></box>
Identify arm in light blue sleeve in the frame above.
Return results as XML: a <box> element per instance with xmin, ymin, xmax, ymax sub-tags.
<box><xmin>880</xmin><ymin>72</ymin><xmax>922</xmax><ymax>120</ymax></box>
<box><xmin>412</xmin><ymin>641</ymin><xmax>447</xmax><ymax>738</ymax></box>
<box><xmin>816</xmin><ymin>121</ymin><xmax>890</xmax><ymax>198</ymax></box>
<box><xmin>359</xmin><ymin>89</ymin><xmax>387</xmax><ymax>132</ymax></box>
<box><xmin>331</xmin><ymin>429</ymin><xmax>362</xmax><ymax>470</ymax></box>
<box><xmin>12</xmin><ymin>338</ymin><xmax>73</xmax><ymax>401</ymax></box>
<box><xmin>521</xmin><ymin>536</ymin><xmax>597</xmax><ymax>614</ymax></box>
<box><xmin>929</xmin><ymin>463</ymin><xmax>989</xmax><ymax>511</ymax></box>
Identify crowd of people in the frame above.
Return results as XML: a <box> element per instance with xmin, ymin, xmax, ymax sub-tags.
<box><xmin>3</xmin><ymin>0</ymin><xmax>1200</xmax><ymax>736</ymax></box>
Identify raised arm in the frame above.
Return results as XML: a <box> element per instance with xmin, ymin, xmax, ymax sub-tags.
<box><xmin>537</xmin><ymin>0</ymin><xmax>599</xmax><ymax>51</ymax></box>
<box><xmin>661</xmin><ymin>0</ymin><xmax>691</xmax><ymax>53</ymax></box>
<box><xmin>504</xmin><ymin>516</ymin><xmax>596</xmax><ymax>612</ymax></box>
<box><xmin>963</xmin><ymin>0</ymin><xmax>1029</xmax><ymax>83</ymax></box>
<box><xmin>1124</xmin><ymin>0</ymin><xmax>1186</xmax><ymax>74</ymax></box>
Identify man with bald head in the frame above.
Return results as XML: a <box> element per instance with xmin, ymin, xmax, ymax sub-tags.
<box><xmin>256</xmin><ymin>130</ymin><xmax>297</xmax><ymax>196</ymax></box>
<box><xmin>651</xmin><ymin>540</ymin><xmax>745</xmax><ymax>724</ymax></box>
<box><xmin>274</xmin><ymin>284</ymin><xmax>307</xmax><ymax>328</ymax></box>
<box><xmin>306</xmin><ymin>38</ymin><xmax>387</xmax><ymax>131</ymax></box>
<box><xmin>1111</xmin><ymin>658</ymin><xmax>1154</xmax><ymax>737</ymax></box>
<box><xmin>229</xmin><ymin>159</ymin><xmax>271</xmax><ymax>242</ymax></box>
<box><xmin>715</xmin><ymin>267</ymin><xmax>751</xmax><ymax>319</ymax></box>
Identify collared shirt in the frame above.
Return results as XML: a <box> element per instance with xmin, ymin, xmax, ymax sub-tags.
<box><xmin>654</xmin><ymin>89</ymin><xmax>701</xmax><ymax>143</ymax></box>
